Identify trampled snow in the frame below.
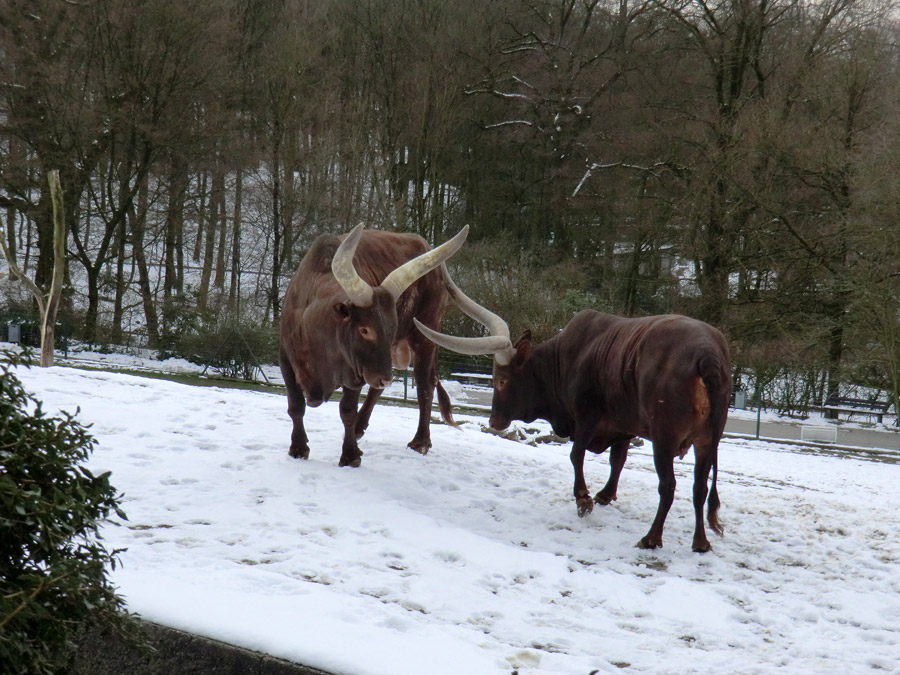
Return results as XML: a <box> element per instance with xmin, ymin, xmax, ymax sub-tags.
<box><xmin>12</xmin><ymin>362</ymin><xmax>900</xmax><ymax>675</ymax></box>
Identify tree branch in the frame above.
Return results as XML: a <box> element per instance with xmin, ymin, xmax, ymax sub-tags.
<box><xmin>0</xmin><ymin>226</ymin><xmax>46</xmax><ymax>318</ymax></box>
<box><xmin>573</xmin><ymin>160</ymin><xmax>690</xmax><ymax>196</ymax></box>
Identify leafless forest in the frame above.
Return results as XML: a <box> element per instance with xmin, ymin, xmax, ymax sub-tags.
<box><xmin>1</xmin><ymin>0</ymin><xmax>899</xmax><ymax>413</ymax></box>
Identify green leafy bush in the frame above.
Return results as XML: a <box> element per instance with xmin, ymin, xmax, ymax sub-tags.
<box><xmin>181</xmin><ymin>320</ymin><xmax>278</xmax><ymax>381</ymax></box>
<box><xmin>0</xmin><ymin>350</ymin><xmax>134</xmax><ymax>674</ymax></box>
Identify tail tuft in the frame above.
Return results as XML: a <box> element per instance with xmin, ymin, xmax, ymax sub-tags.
<box><xmin>436</xmin><ymin>380</ymin><xmax>459</xmax><ymax>428</ymax></box>
<box><xmin>707</xmin><ymin>461</ymin><xmax>725</xmax><ymax>538</ymax></box>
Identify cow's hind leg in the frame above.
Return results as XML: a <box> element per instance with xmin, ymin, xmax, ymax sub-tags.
<box><xmin>280</xmin><ymin>350</ymin><xmax>310</xmax><ymax>459</ymax></box>
<box><xmin>354</xmin><ymin>387</ymin><xmax>383</xmax><ymax>440</ymax></box>
<box><xmin>594</xmin><ymin>438</ymin><xmax>629</xmax><ymax>506</ymax></box>
<box><xmin>338</xmin><ymin>388</ymin><xmax>364</xmax><ymax>467</ymax></box>
<box><xmin>637</xmin><ymin>440</ymin><xmax>677</xmax><ymax>550</ymax></box>
<box><xmin>691</xmin><ymin>440</ymin><xmax>722</xmax><ymax>553</ymax></box>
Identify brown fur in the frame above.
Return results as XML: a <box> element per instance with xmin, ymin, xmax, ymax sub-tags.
<box><xmin>279</xmin><ymin>230</ymin><xmax>457</xmax><ymax>467</ymax></box>
<box><xmin>488</xmin><ymin>310</ymin><xmax>732</xmax><ymax>552</ymax></box>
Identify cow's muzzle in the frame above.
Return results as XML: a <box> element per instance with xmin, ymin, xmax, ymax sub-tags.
<box><xmin>489</xmin><ymin>415</ymin><xmax>511</xmax><ymax>431</ymax></box>
<box><xmin>364</xmin><ymin>371</ymin><xmax>394</xmax><ymax>390</ymax></box>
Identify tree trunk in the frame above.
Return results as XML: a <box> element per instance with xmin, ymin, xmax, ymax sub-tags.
<box><xmin>193</xmin><ymin>172</ymin><xmax>208</xmax><ymax>264</ymax></box>
<box><xmin>130</xmin><ymin>180</ymin><xmax>160</xmax><ymax>348</ymax></box>
<box><xmin>697</xmin><ymin>175</ymin><xmax>730</xmax><ymax>326</ymax></box>
<box><xmin>281</xmin><ymin>127</ymin><xmax>297</xmax><ymax>269</ymax></box>
<box><xmin>198</xmin><ymin>164</ymin><xmax>222</xmax><ymax>312</ymax></box>
<box><xmin>83</xmin><ymin>266</ymin><xmax>102</xmax><ymax>345</ymax></box>
<box><xmin>111</xmin><ymin>212</ymin><xmax>127</xmax><ymax>344</ymax></box>
<box><xmin>165</xmin><ymin>157</ymin><xmax>187</xmax><ymax>300</ymax></box>
<box><xmin>228</xmin><ymin>169</ymin><xmax>243</xmax><ymax>312</ymax></box>
<box><xmin>111</xmin><ymin>159</ymin><xmax>131</xmax><ymax>345</ymax></box>
<box><xmin>4</xmin><ymin>137</ymin><xmax>23</xmax><ymax>259</ymax></box>
<box><xmin>5</xmin><ymin>206</ymin><xmax>17</xmax><ymax>261</ymax></box>
<box><xmin>213</xmin><ymin>169</ymin><xmax>227</xmax><ymax>290</ymax></box>
<box><xmin>270</xmin><ymin>118</ymin><xmax>283</xmax><ymax>322</ymax></box>
<box><xmin>34</xmin><ymin>182</ymin><xmax>54</xmax><ymax>293</ymax></box>
<box><xmin>40</xmin><ymin>171</ymin><xmax>67</xmax><ymax>367</ymax></box>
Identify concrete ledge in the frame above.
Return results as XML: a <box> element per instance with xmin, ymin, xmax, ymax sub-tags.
<box><xmin>74</xmin><ymin>620</ymin><xmax>335</xmax><ymax>675</ymax></box>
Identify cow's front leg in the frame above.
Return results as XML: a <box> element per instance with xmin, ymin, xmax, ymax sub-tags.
<box><xmin>280</xmin><ymin>350</ymin><xmax>310</xmax><ymax>459</ymax></box>
<box><xmin>570</xmin><ymin>439</ymin><xmax>593</xmax><ymax>517</ymax></box>
<box><xmin>355</xmin><ymin>386</ymin><xmax>383</xmax><ymax>440</ymax></box>
<box><xmin>408</xmin><ymin>350</ymin><xmax>437</xmax><ymax>454</ymax></box>
<box><xmin>594</xmin><ymin>438</ymin><xmax>629</xmax><ymax>505</ymax></box>
<box><xmin>637</xmin><ymin>441</ymin><xmax>677</xmax><ymax>549</ymax></box>
<box><xmin>338</xmin><ymin>388</ymin><xmax>364</xmax><ymax>467</ymax></box>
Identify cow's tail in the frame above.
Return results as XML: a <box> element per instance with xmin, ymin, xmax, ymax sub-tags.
<box><xmin>699</xmin><ymin>352</ymin><xmax>730</xmax><ymax>538</ymax></box>
<box><xmin>435</xmin><ymin>378</ymin><xmax>458</xmax><ymax>428</ymax></box>
<box><xmin>433</xmin><ymin>341</ymin><xmax>458</xmax><ymax>428</ymax></box>
<box><xmin>432</xmin><ymin>263</ymin><xmax>462</xmax><ymax>430</ymax></box>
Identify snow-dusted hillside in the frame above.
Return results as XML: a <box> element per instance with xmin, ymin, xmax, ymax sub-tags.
<box><xmin>12</xmin><ymin>363</ymin><xmax>900</xmax><ymax>674</ymax></box>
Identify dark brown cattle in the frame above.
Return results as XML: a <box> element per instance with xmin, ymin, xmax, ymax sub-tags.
<box><xmin>416</xmin><ymin>285</ymin><xmax>732</xmax><ymax>552</ymax></box>
<box><xmin>279</xmin><ymin>224</ymin><xmax>467</xmax><ymax>467</ymax></box>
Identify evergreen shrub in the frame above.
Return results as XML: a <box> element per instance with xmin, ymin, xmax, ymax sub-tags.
<box><xmin>0</xmin><ymin>350</ymin><xmax>134</xmax><ymax>674</ymax></box>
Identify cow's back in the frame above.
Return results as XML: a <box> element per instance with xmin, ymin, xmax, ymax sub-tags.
<box><xmin>557</xmin><ymin>310</ymin><xmax>730</xmax><ymax>441</ymax></box>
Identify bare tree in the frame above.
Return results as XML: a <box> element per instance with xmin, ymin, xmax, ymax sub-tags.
<box><xmin>0</xmin><ymin>171</ymin><xmax>66</xmax><ymax>366</ymax></box>
<box><xmin>466</xmin><ymin>0</ymin><xmax>655</xmax><ymax>249</ymax></box>
<box><xmin>0</xmin><ymin>0</ymin><xmax>108</xmax><ymax>299</ymax></box>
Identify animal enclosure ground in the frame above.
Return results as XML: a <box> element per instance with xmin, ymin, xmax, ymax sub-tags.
<box><xmin>14</xmin><ymin>365</ymin><xmax>900</xmax><ymax>675</ymax></box>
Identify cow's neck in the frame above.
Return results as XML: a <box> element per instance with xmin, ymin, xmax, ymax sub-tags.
<box><xmin>528</xmin><ymin>340</ymin><xmax>573</xmax><ymax>436</ymax></box>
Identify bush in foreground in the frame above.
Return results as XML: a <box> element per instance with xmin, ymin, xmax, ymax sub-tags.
<box><xmin>0</xmin><ymin>350</ymin><xmax>134</xmax><ymax>674</ymax></box>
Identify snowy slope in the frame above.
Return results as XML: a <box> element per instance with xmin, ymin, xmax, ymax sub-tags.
<box><xmin>13</xmin><ymin>364</ymin><xmax>900</xmax><ymax>675</ymax></box>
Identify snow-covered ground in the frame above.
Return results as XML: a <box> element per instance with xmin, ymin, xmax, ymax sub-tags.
<box><xmin>10</xmin><ymin>358</ymin><xmax>900</xmax><ymax>675</ymax></box>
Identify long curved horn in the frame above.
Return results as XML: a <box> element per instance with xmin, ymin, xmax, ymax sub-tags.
<box><xmin>380</xmin><ymin>226</ymin><xmax>469</xmax><ymax>301</ymax></box>
<box><xmin>413</xmin><ymin>269</ymin><xmax>516</xmax><ymax>365</ymax></box>
<box><xmin>331</xmin><ymin>223</ymin><xmax>374</xmax><ymax>307</ymax></box>
<box><xmin>414</xmin><ymin>320</ymin><xmax>515</xmax><ymax>362</ymax></box>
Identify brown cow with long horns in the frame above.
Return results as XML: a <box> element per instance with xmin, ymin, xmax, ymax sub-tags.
<box><xmin>415</xmin><ymin>279</ymin><xmax>731</xmax><ymax>552</ymax></box>
<box><xmin>279</xmin><ymin>224</ymin><xmax>467</xmax><ymax>467</ymax></box>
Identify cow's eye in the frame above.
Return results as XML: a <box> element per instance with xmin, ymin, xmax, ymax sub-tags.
<box><xmin>495</xmin><ymin>377</ymin><xmax>508</xmax><ymax>392</ymax></box>
<box><xmin>359</xmin><ymin>326</ymin><xmax>375</xmax><ymax>340</ymax></box>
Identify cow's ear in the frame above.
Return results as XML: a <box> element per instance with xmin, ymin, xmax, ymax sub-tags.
<box><xmin>334</xmin><ymin>302</ymin><xmax>351</xmax><ymax>319</ymax></box>
<box><xmin>514</xmin><ymin>331</ymin><xmax>532</xmax><ymax>351</ymax></box>
<box><xmin>512</xmin><ymin>333</ymin><xmax>531</xmax><ymax>368</ymax></box>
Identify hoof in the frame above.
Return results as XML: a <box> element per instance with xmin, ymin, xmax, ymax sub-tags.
<box><xmin>692</xmin><ymin>538</ymin><xmax>712</xmax><ymax>553</ymax></box>
<box><xmin>576</xmin><ymin>498</ymin><xmax>594</xmax><ymax>518</ymax></box>
<box><xmin>637</xmin><ymin>535</ymin><xmax>662</xmax><ymax>550</ymax></box>
<box><xmin>338</xmin><ymin>448</ymin><xmax>363</xmax><ymax>468</ymax></box>
<box><xmin>407</xmin><ymin>441</ymin><xmax>431</xmax><ymax>456</ymax></box>
<box><xmin>594</xmin><ymin>490</ymin><xmax>616</xmax><ymax>506</ymax></box>
<box><xmin>289</xmin><ymin>445</ymin><xmax>310</xmax><ymax>459</ymax></box>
